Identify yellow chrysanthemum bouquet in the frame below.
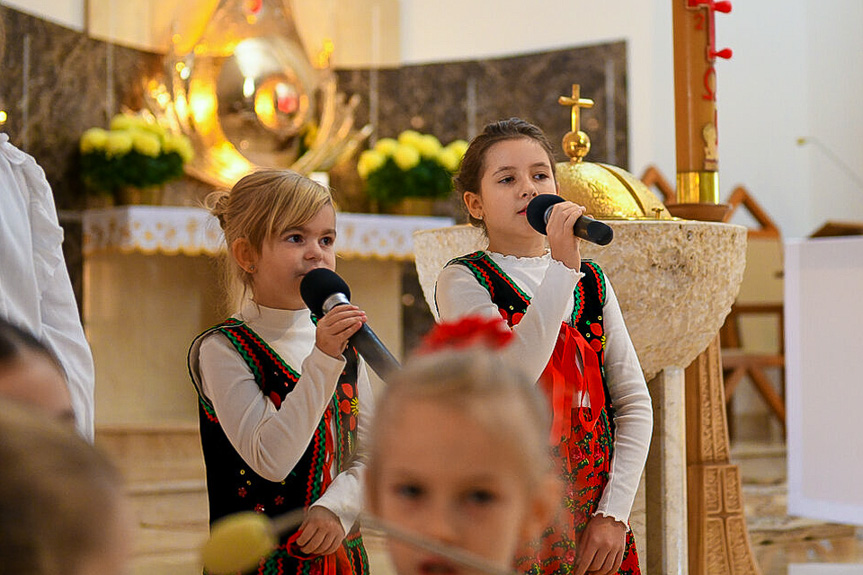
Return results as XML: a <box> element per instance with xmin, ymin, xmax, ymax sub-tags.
<box><xmin>357</xmin><ymin>130</ymin><xmax>468</xmax><ymax>207</ymax></box>
<box><xmin>79</xmin><ymin>112</ymin><xmax>193</xmax><ymax>201</ymax></box>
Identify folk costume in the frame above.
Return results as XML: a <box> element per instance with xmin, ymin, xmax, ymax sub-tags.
<box><xmin>188</xmin><ymin>300</ymin><xmax>371</xmax><ymax>575</ymax></box>
<box><xmin>436</xmin><ymin>251</ymin><xmax>652</xmax><ymax>575</ymax></box>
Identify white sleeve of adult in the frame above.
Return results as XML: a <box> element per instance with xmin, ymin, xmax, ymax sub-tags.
<box><xmin>39</xmin><ymin>261</ymin><xmax>96</xmax><ymax>441</ymax></box>
<box><xmin>22</xmin><ymin>151</ymin><xmax>96</xmax><ymax>441</ymax></box>
<box><xmin>435</xmin><ymin>260</ymin><xmax>583</xmax><ymax>383</ymax></box>
<box><xmin>593</xmin><ymin>278</ymin><xmax>653</xmax><ymax>523</ymax></box>
<box><xmin>310</xmin><ymin>359</ymin><xmax>375</xmax><ymax>534</ymax></box>
<box><xmin>198</xmin><ymin>333</ymin><xmax>345</xmax><ymax>481</ymax></box>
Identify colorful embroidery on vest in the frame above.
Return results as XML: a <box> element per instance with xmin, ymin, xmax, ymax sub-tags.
<box><xmin>191</xmin><ymin>319</ymin><xmax>368</xmax><ymax>575</ymax></box>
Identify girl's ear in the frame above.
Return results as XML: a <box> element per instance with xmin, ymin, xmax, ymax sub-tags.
<box><xmin>520</xmin><ymin>473</ymin><xmax>561</xmax><ymax>545</ymax></box>
<box><xmin>463</xmin><ymin>191</ymin><xmax>483</xmax><ymax>220</ymax></box>
<box><xmin>231</xmin><ymin>238</ymin><xmax>258</xmax><ymax>274</ymax></box>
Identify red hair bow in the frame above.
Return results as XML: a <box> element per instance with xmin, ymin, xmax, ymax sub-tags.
<box><xmin>419</xmin><ymin>315</ymin><xmax>514</xmax><ymax>354</ymax></box>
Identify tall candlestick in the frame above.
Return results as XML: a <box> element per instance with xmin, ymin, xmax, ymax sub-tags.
<box><xmin>672</xmin><ymin>0</ymin><xmax>731</xmax><ymax>205</ymax></box>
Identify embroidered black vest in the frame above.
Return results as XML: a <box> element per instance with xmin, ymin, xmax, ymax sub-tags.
<box><xmin>191</xmin><ymin>319</ymin><xmax>368</xmax><ymax>575</ymax></box>
<box><xmin>441</xmin><ymin>252</ymin><xmax>615</xmax><ymax>417</ymax></box>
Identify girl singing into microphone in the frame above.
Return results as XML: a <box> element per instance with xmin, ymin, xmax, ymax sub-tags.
<box><xmin>435</xmin><ymin>118</ymin><xmax>652</xmax><ymax>575</ymax></box>
<box><xmin>188</xmin><ymin>169</ymin><xmax>372</xmax><ymax>575</ymax></box>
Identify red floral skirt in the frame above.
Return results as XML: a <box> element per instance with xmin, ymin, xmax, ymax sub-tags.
<box><xmin>514</xmin><ymin>406</ymin><xmax>641</xmax><ymax>575</ymax></box>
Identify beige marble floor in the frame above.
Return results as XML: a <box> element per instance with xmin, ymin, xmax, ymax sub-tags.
<box><xmin>732</xmin><ymin>441</ymin><xmax>863</xmax><ymax>575</ymax></box>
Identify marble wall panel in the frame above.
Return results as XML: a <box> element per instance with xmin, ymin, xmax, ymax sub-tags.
<box><xmin>335</xmin><ymin>41</ymin><xmax>627</xmax><ymax>166</ymax></box>
<box><xmin>0</xmin><ymin>6</ymin><xmax>162</xmax><ymax>210</ymax></box>
<box><xmin>331</xmin><ymin>42</ymin><xmax>627</xmax><ymax>219</ymax></box>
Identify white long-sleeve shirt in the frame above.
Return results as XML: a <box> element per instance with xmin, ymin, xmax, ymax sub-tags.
<box><xmin>0</xmin><ymin>133</ymin><xmax>96</xmax><ymax>440</ymax></box>
<box><xmin>188</xmin><ymin>300</ymin><xmax>373</xmax><ymax>534</ymax></box>
<box><xmin>436</xmin><ymin>251</ymin><xmax>652</xmax><ymax>524</ymax></box>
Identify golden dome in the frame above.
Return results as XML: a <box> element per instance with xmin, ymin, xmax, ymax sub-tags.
<box><xmin>557</xmin><ymin>85</ymin><xmax>672</xmax><ymax>220</ymax></box>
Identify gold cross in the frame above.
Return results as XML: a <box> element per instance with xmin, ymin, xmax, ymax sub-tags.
<box><xmin>558</xmin><ymin>84</ymin><xmax>594</xmax><ymax>134</ymax></box>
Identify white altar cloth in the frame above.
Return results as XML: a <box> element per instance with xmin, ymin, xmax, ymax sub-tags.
<box><xmin>82</xmin><ymin>206</ymin><xmax>453</xmax><ymax>260</ymax></box>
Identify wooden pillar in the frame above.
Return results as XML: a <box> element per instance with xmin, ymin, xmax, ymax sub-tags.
<box><xmin>685</xmin><ymin>336</ymin><xmax>760</xmax><ymax>575</ymax></box>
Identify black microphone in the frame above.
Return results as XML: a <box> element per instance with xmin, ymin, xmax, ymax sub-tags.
<box><xmin>299</xmin><ymin>268</ymin><xmax>401</xmax><ymax>380</ymax></box>
<box><xmin>525</xmin><ymin>194</ymin><xmax>614</xmax><ymax>246</ymax></box>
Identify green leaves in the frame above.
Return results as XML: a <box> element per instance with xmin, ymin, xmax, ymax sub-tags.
<box><xmin>364</xmin><ymin>157</ymin><xmax>454</xmax><ymax>205</ymax></box>
<box><xmin>79</xmin><ymin>150</ymin><xmax>185</xmax><ymax>195</ymax></box>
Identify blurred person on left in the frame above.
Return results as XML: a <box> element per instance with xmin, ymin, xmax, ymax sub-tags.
<box><xmin>0</xmin><ymin>316</ymin><xmax>76</xmax><ymax>426</ymax></box>
<box><xmin>0</xmin><ymin>398</ymin><xmax>133</xmax><ymax>575</ymax></box>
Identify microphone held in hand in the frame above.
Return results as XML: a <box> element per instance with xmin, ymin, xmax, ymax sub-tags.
<box><xmin>300</xmin><ymin>268</ymin><xmax>401</xmax><ymax>380</ymax></box>
<box><xmin>525</xmin><ymin>194</ymin><xmax>614</xmax><ymax>246</ymax></box>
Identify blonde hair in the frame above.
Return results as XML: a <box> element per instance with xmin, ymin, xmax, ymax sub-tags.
<box><xmin>206</xmin><ymin>169</ymin><xmax>334</xmax><ymax>311</ymax></box>
<box><xmin>0</xmin><ymin>400</ymin><xmax>124</xmax><ymax>575</ymax></box>
<box><xmin>366</xmin><ymin>347</ymin><xmax>553</xmax><ymax>506</ymax></box>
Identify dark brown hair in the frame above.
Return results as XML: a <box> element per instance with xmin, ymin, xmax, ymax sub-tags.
<box><xmin>0</xmin><ymin>317</ymin><xmax>64</xmax><ymax>378</ymax></box>
<box><xmin>454</xmin><ymin>118</ymin><xmax>557</xmax><ymax>229</ymax></box>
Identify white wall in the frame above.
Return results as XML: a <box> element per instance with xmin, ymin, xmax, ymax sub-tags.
<box><xmin>804</xmin><ymin>1</ymin><xmax>863</xmax><ymax>237</ymax></box>
<box><xmin>0</xmin><ymin>0</ymin><xmax>84</xmax><ymax>31</ymax></box>
<box><xmin>716</xmin><ymin>0</ymin><xmax>810</xmax><ymax>237</ymax></box>
<box><xmin>717</xmin><ymin>0</ymin><xmax>863</xmax><ymax>239</ymax></box>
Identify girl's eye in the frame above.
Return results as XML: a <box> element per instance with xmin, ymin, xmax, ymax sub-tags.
<box><xmin>534</xmin><ymin>172</ymin><xmax>550</xmax><ymax>181</ymax></box>
<box><xmin>498</xmin><ymin>175</ymin><xmax>515</xmax><ymax>184</ymax></box>
<box><xmin>394</xmin><ymin>483</ymin><xmax>425</xmax><ymax>500</ymax></box>
<box><xmin>320</xmin><ymin>236</ymin><xmax>335</xmax><ymax>247</ymax></box>
<box><xmin>464</xmin><ymin>488</ymin><xmax>497</xmax><ymax>506</ymax></box>
<box><xmin>286</xmin><ymin>234</ymin><xmax>303</xmax><ymax>243</ymax></box>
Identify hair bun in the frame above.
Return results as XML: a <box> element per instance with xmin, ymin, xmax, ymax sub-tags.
<box><xmin>204</xmin><ymin>190</ymin><xmax>231</xmax><ymax>229</ymax></box>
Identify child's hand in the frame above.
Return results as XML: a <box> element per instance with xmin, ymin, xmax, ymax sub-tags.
<box><xmin>573</xmin><ymin>515</ymin><xmax>627</xmax><ymax>575</ymax></box>
<box><xmin>296</xmin><ymin>506</ymin><xmax>346</xmax><ymax>556</ymax></box>
<box><xmin>546</xmin><ymin>200</ymin><xmax>585</xmax><ymax>271</ymax></box>
<box><xmin>315</xmin><ymin>305</ymin><xmax>366</xmax><ymax>359</ymax></box>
